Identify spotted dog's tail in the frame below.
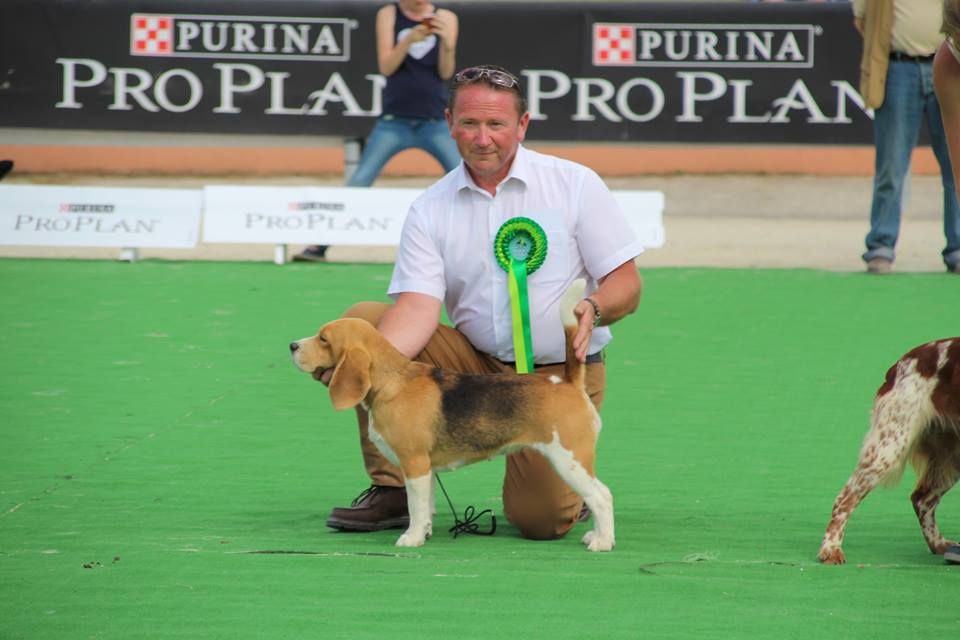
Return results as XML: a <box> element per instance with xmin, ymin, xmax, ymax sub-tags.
<box><xmin>559</xmin><ymin>279</ymin><xmax>587</xmax><ymax>388</ymax></box>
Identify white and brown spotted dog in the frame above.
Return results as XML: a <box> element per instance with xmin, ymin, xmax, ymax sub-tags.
<box><xmin>290</xmin><ymin>280</ymin><xmax>615</xmax><ymax>552</ymax></box>
<box><xmin>818</xmin><ymin>338</ymin><xmax>960</xmax><ymax>564</ymax></box>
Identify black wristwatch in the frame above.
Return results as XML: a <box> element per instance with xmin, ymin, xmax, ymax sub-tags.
<box><xmin>583</xmin><ymin>297</ymin><xmax>601</xmax><ymax>327</ymax></box>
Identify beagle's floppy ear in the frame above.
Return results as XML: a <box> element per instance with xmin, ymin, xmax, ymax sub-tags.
<box><xmin>328</xmin><ymin>347</ymin><xmax>372</xmax><ymax>410</ymax></box>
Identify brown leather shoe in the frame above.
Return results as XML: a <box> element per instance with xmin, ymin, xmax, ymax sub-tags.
<box><xmin>326</xmin><ymin>485</ymin><xmax>409</xmax><ymax>531</ymax></box>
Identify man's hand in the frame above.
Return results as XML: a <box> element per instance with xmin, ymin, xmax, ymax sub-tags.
<box><xmin>572</xmin><ymin>300</ymin><xmax>595</xmax><ymax>363</ymax></box>
<box><xmin>568</xmin><ymin>261</ymin><xmax>642</xmax><ymax>362</ymax></box>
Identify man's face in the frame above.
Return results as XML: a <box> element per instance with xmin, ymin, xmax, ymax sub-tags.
<box><xmin>446</xmin><ymin>84</ymin><xmax>530</xmax><ymax>184</ymax></box>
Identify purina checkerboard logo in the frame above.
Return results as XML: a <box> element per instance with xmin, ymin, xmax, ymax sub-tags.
<box><xmin>593</xmin><ymin>22</ymin><xmax>817</xmax><ymax>68</ymax></box>
<box><xmin>131</xmin><ymin>15</ymin><xmax>174</xmax><ymax>55</ymax></box>
<box><xmin>593</xmin><ymin>24</ymin><xmax>636</xmax><ymax>65</ymax></box>
<box><xmin>129</xmin><ymin>13</ymin><xmax>353</xmax><ymax>61</ymax></box>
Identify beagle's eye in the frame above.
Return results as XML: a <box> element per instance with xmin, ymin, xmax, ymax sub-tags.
<box><xmin>318</xmin><ymin>334</ymin><xmax>328</xmax><ymax>344</ymax></box>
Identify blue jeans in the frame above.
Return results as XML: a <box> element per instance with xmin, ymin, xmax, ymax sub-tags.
<box><xmin>347</xmin><ymin>116</ymin><xmax>461</xmax><ymax>187</ymax></box>
<box><xmin>864</xmin><ymin>60</ymin><xmax>960</xmax><ymax>269</ymax></box>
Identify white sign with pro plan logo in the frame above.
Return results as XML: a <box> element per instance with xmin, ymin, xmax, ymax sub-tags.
<box><xmin>0</xmin><ymin>185</ymin><xmax>201</xmax><ymax>247</ymax></box>
<box><xmin>202</xmin><ymin>186</ymin><xmax>420</xmax><ymax>246</ymax></box>
<box><xmin>202</xmin><ymin>185</ymin><xmax>665</xmax><ymax>248</ymax></box>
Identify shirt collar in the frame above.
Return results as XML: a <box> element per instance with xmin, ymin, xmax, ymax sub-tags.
<box><xmin>455</xmin><ymin>144</ymin><xmax>530</xmax><ymax>195</ymax></box>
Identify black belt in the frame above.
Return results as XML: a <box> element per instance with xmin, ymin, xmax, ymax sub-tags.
<box><xmin>498</xmin><ymin>351</ymin><xmax>604</xmax><ymax>369</ymax></box>
<box><xmin>889</xmin><ymin>51</ymin><xmax>935</xmax><ymax>63</ymax></box>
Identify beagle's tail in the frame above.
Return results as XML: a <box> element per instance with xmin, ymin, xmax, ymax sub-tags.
<box><xmin>559</xmin><ymin>278</ymin><xmax>587</xmax><ymax>388</ymax></box>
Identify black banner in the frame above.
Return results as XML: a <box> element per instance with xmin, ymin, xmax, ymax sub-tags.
<box><xmin>0</xmin><ymin>0</ymin><xmax>873</xmax><ymax>144</ymax></box>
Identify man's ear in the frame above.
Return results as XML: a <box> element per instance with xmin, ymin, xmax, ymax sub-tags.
<box><xmin>328</xmin><ymin>348</ymin><xmax>372</xmax><ymax>410</ymax></box>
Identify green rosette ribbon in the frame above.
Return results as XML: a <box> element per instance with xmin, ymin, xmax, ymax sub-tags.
<box><xmin>493</xmin><ymin>217</ymin><xmax>548</xmax><ymax>374</ymax></box>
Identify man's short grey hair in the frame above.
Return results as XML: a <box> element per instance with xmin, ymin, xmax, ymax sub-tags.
<box><xmin>447</xmin><ymin>64</ymin><xmax>528</xmax><ymax>117</ymax></box>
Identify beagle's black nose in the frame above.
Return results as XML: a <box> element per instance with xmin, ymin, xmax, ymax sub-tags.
<box><xmin>289</xmin><ymin>342</ymin><xmax>299</xmax><ymax>353</ymax></box>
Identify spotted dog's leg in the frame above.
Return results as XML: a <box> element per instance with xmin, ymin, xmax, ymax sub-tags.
<box><xmin>819</xmin><ymin>362</ymin><xmax>937</xmax><ymax>564</ymax></box>
<box><xmin>911</xmin><ymin>451</ymin><xmax>960</xmax><ymax>554</ymax></box>
<box><xmin>818</xmin><ymin>462</ymin><xmax>892</xmax><ymax>565</ymax></box>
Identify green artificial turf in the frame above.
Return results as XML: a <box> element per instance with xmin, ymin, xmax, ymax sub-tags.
<box><xmin>1</xmin><ymin>259</ymin><xmax>958</xmax><ymax>639</ymax></box>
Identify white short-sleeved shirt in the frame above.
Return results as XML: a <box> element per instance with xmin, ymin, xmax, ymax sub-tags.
<box><xmin>388</xmin><ymin>145</ymin><xmax>644</xmax><ymax>364</ymax></box>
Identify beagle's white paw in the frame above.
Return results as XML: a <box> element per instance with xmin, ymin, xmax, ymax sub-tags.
<box><xmin>395</xmin><ymin>531</ymin><xmax>426</xmax><ymax>547</ymax></box>
<box><xmin>582</xmin><ymin>529</ymin><xmax>614</xmax><ymax>552</ymax></box>
<box><xmin>395</xmin><ymin>526</ymin><xmax>431</xmax><ymax>548</ymax></box>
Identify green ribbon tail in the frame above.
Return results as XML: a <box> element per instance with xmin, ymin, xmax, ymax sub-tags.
<box><xmin>507</xmin><ymin>258</ymin><xmax>534</xmax><ymax>374</ymax></box>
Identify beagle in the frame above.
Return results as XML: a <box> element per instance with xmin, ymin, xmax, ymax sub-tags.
<box><xmin>290</xmin><ymin>280</ymin><xmax>615</xmax><ymax>551</ymax></box>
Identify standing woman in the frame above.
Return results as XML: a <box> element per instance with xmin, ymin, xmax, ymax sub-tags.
<box><xmin>295</xmin><ymin>1</ymin><xmax>461</xmax><ymax>262</ymax></box>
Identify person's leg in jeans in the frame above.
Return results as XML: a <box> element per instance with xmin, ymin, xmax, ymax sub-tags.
<box><xmin>414</xmin><ymin>118</ymin><xmax>462</xmax><ymax>173</ymax></box>
<box><xmin>864</xmin><ymin>61</ymin><xmax>925</xmax><ymax>266</ymax></box>
<box><xmin>296</xmin><ymin>118</ymin><xmax>415</xmax><ymax>261</ymax></box>
<box><xmin>347</xmin><ymin>118</ymin><xmax>414</xmax><ymax>187</ymax></box>
<box><xmin>921</xmin><ymin>63</ymin><xmax>960</xmax><ymax>270</ymax></box>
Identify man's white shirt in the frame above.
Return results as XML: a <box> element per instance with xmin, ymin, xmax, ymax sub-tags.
<box><xmin>388</xmin><ymin>145</ymin><xmax>644</xmax><ymax>364</ymax></box>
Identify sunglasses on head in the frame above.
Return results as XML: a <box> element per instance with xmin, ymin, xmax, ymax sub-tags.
<box><xmin>453</xmin><ymin>67</ymin><xmax>520</xmax><ymax>89</ymax></box>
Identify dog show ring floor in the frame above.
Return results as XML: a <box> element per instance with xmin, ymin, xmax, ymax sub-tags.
<box><xmin>1</xmin><ymin>254</ymin><xmax>958</xmax><ymax>639</ymax></box>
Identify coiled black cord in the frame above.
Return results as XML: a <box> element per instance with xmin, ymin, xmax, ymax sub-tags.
<box><xmin>434</xmin><ymin>474</ymin><xmax>496</xmax><ymax>538</ymax></box>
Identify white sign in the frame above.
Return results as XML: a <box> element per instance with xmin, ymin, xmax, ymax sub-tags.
<box><xmin>0</xmin><ymin>185</ymin><xmax>201</xmax><ymax>248</ymax></box>
<box><xmin>203</xmin><ymin>185</ymin><xmax>665</xmax><ymax>249</ymax></box>
<box><xmin>202</xmin><ymin>185</ymin><xmax>419</xmax><ymax>245</ymax></box>
<box><xmin>613</xmin><ymin>190</ymin><xmax>665</xmax><ymax>248</ymax></box>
